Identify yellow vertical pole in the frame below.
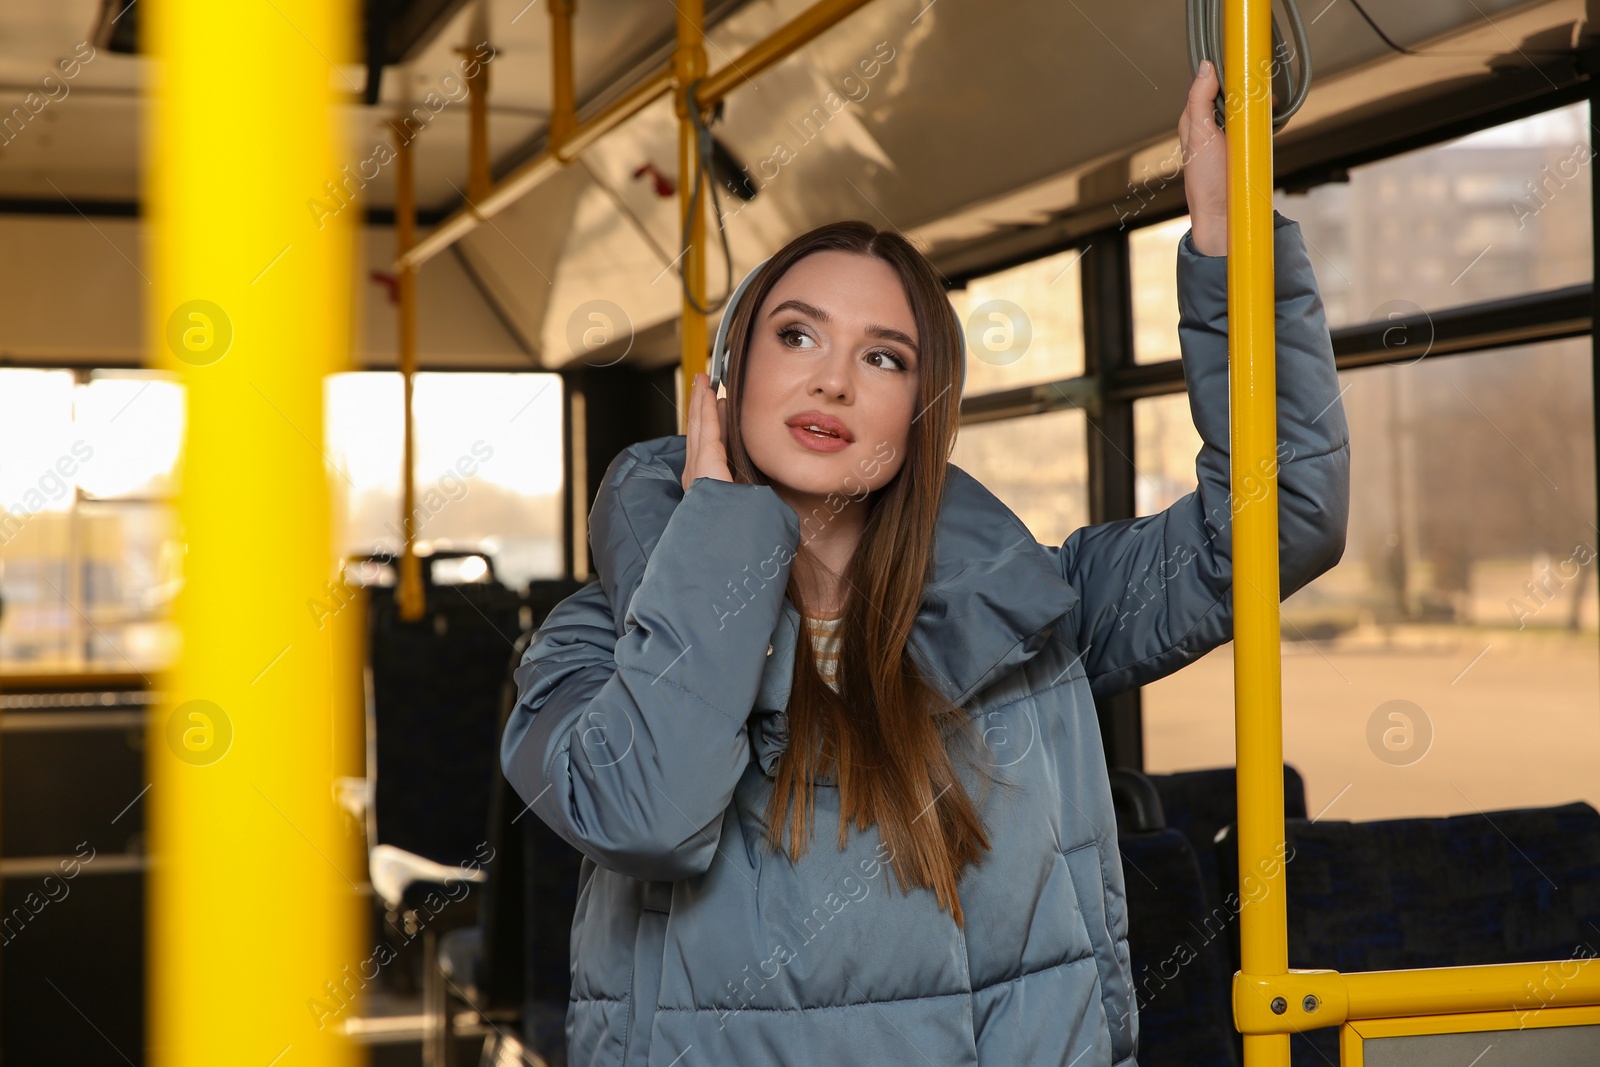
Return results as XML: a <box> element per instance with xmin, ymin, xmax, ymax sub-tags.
<box><xmin>463</xmin><ymin>63</ymin><xmax>491</xmax><ymax>203</ymax></box>
<box><xmin>674</xmin><ymin>0</ymin><xmax>708</xmax><ymax>431</ymax></box>
<box><xmin>1226</xmin><ymin>0</ymin><xmax>1288</xmax><ymax>1065</ymax></box>
<box><xmin>393</xmin><ymin>118</ymin><xmax>426</xmax><ymax>622</ymax></box>
<box><xmin>460</xmin><ymin>1</ymin><xmax>493</xmax><ymax>205</ymax></box>
<box><xmin>548</xmin><ymin>0</ymin><xmax>578</xmax><ymax>152</ymax></box>
<box><xmin>147</xmin><ymin>0</ymin><xmax>364</xmax><ymax>1064</ymax></box>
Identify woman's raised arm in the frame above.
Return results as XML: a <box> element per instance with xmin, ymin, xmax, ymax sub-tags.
<box><xmin>1039</xmin><ymin>62</ymin><xmax>1349</xmax><ymax>699</ymax></box>
<box><xmin>500</xmin><ymin>475</ymin><xmax>801</xmax><ymax>882</ymax></box>
<box><xmin>1046</xmin><ymin>209</ymin><xmax>1351</xmax><ymax>700</ymax></box>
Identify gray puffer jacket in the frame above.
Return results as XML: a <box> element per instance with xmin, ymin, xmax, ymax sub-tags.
<box><xmin>502</xmin><ymin>209</ymin><xmax>1350</xmax><ymax>1066</ymax></box>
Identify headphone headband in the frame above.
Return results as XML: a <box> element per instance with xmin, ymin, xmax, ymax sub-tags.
<box><xmin>708</xmin><ymin>256</ymin><xmax>968</xmax><ymax>396</ymax></box>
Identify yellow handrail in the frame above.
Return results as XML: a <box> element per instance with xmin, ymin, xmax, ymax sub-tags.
<box><xmin>548</xmin><ymin>0</ymin><xmax>578</xmax><ymax>150</ymax></box>
<box><xmin>1223</xmin><ymin>0</ymin><xmax>1600</xmax><ymax>1054</ymax></box>
<box><xmin>1234</xmin><ymin>959</ymin><xmax>1600</xmax><ymax>1035</ymax></box>
<box><xmin>461</xmin><ymin>1</ymin><xmax>495</xmax><ymax>203</ymax></box>
<box><xmin>1224</xmin><ymin>0</ymin><xmax>1288</xmax><ymax>1064</ymax></box>
<box><xmin>148</xmin><ymin>0</ymin><xmax>364</xmax><ymax>1063</ymax></box>
<box><xmin>674</xmin><ymin>0</ymin><xmax>709</xmax><ymax>428</ymax></box>
<box><xmin>396</xmin><ymin>0</ymin><xmax>879</xmax><ymax>274</ymax></box>
<box><xmin>695</xmin><ymin>0</ymin><xmax>876</xmax><ymax>105</ymax></box>
<box><xmin>393</xmin><ymin>114</ymin><xmax>426</xmax><ymax>622</ymax></box>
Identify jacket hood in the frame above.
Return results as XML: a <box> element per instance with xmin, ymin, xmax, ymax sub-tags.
<box><xmin>588</xmin><ymin>435</ymin><xmax>1082</xmax><ymax>717</ymax></box>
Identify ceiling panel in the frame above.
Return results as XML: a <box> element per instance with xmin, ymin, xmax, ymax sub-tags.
<box><xmin>0</xmin><ymin>0</ymin><xmax>1586</xmax><ymax>369</ymax></box>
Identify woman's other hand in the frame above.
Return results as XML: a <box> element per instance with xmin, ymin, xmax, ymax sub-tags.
<box><xmin>682</xmin><ymin>371</ymin><xmax>733</xmax><ymax>492</ymax></box>
<box><xmin>1180</xmin><ymin>60</ymin><xmax>1228</xmax><ymax>257</ymax></box>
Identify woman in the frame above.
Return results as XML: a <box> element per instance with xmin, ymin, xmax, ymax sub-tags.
<box><xmin>502</xmin><ymin>61</ymin><xmax>1349</xmax><ymax>1067</ymax></box>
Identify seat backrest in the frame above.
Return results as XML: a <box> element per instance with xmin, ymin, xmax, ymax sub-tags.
<box><xmin>468</xmin><ymin>626</ymin><xmax>539</xmax><ymax>1013</ymax></box>
<box><xmin>365</xmin><ymin>551</ymin><xmax>526</xmax><ymax>868</ymax></box>
<box><xmin>1121</xmin><ymin>824</ymin><xmax>1241</xmax><ymax>1067</ymax></box>
<box><xmin>1109</xmin><ymin>767</ymin><xmax>1167</xmax><ymax>835</ymax></box>
<box><xmin>1214</xmin><ymin>801</ymin><xmax>1600</xmax><ymax>1066</ymax></box>
<box><xmin>1145</xmin><ymin>764</ymin><xmax>1307</xmax><ymax>914</ymax></box>
<box><xmin>1106</xmin><ymin>768</ymin><xmax>1239</xmax><ymax>1066</ymax></box>
<box><xmin>1217</xmin><ymin>800</ymin><xmax>1600</xmax><ymax>972</ymax></box>
<box><xmin>454</xmin><ymin>579</ymin><xmax>591</xmax><ymax>1020</ymax></box>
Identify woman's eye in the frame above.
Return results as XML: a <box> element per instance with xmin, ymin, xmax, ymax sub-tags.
<box><xmin>776</xmin><ymin>327</ymin><xmax>907</xmax><ymax>372</ymax></box>
<box><xmin>777</xmin><ymin>327</ymin><xmax>816</xmax><ymax>349</ymax></box>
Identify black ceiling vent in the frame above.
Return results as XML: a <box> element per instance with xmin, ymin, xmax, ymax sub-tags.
<box><xmin>363</xmin><ymin>0</ymin><xmax>478</xmax><ymax>104</ymax></box>
<box><xmin>90</xmin><ymin>0</ymin><xmax>473</xmax><ymax>104</ymax></box>
<box><xmin>90</xmin><ymin>0</ymin><xmax>137</xmax><ymax>54</ymax></box>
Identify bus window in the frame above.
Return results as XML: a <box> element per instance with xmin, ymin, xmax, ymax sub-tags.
<box><xmin>951</xmin><ymin>406</ymin><xmax>1089</xmax><ymax>551</ymax></box>
<box><xmin>0</xmin><ymin>369</ymin><xmax>183</xmax><ymax>671</ymax></box>
<box><xmin>1287</xmin><ymin>99</ymin><xmax>1591</xmax><ymax>329</ymax></box>
<box><xmin>1131</xmin><ymin>99</ymin><xmax>1592</xmax><ymax>367</ymax></box>
<box><xmin>946</xmin><ymin>243</ymin><xmax>1086</xmax><ymax>394</ymax></box>
<box><xmin>1140</xmin><ymin>338</ymin><xmax>1600</xmax><ymax>821</ymax></box>
<box><xmin>324</xmin><ymin>370</ymin><xmax>564</xmax><ymax>592</ymax></box>
<box><xmin>1130</xmin><ymin>216</ymin><xmax>1191</xmax><ymax>366</ymax></box>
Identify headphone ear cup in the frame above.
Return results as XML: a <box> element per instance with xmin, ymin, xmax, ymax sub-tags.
<box><xmin>710</xmin><ymin>258</ymin><xmax>771</xmax><ymax>393</ymax></box>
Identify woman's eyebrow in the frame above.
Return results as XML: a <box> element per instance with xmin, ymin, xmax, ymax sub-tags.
<box><xmin>868</xmin><ymin>324</ymin><xmax>920</xmax><ymax>356</ymax></box>
<box><xmin>769</xmin><ymin>298</ymin><xmax>830</xmax><ymax>323</ymax></box>
<box><xmin>768</xmin><ymin>298</ymin><xmax>920</xmax><ymax>355</ymax></box>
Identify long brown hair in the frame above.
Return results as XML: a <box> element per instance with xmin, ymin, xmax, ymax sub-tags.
<box><xmin>720</xmin><ymin>219</ymin><xmax>1002</xmax><ymax>927</ymax></box>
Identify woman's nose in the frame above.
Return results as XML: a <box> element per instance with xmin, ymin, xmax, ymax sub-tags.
<box><xmin>809</xmin><ymin>347</ymin><xmax>853</xmax><ymax>396</ymax></box>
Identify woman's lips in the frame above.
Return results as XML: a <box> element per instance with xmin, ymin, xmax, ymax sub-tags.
<box><xmin>788</xmin><ymin>423</ymin><xmax>851</xmax><ymax>453</ymax></box>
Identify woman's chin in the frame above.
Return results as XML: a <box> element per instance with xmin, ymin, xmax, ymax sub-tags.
<box><xmin>749</xmin><ymin>440</ymin><xmax>885</xmax><ymax>506</ymax></box>
<box><xmin>774</xmin><ymin>474</ymin><xmax>842</xmax><ymax>500</ymax></box>
<box><xmin>756</xmin><ymin>461</ymin><xmax>850</xmax><ymax>500</ymax></box>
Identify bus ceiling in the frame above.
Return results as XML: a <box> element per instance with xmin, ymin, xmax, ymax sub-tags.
<box><xmin>6</xmin><ymin>0</ymin><xmax>1594</xmax><ymax>380</ymax></box>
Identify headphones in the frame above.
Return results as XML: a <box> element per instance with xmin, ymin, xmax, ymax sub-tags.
<box><xmin>708</xmin><ymin>257</ymin><xmax>968</xmax><ymax>397</ymax></box>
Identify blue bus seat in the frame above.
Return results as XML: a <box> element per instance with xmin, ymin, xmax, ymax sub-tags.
<box><xmin>1145</xmin><ymin>765</ymin><xmax>1308</xmax><ymax>915</ymax></box>
<box><xmin>1215</xmin><ymin>800</ymin><xmax>1600</xmax><ymax>1065</ymax></box>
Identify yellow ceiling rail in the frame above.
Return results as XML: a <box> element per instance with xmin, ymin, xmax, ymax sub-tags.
<box><xmin>1223</xmin><ymin>0</ymin><xmax>1289</xmax><ymax>1064</ymax></box>
<box><xmin>395</xmin><ymin>0</ymin><xmax>878</xmax><ymax>274</ymax></box>
<box><xmin>147</xmin><ymin>0</ymin><xmax>364</xmax><ymax>1063</ymax></box>
<box><xmin>693</xmin><ymin>0</ymin><xmax>873</xmax><ymax>105</ymax></box>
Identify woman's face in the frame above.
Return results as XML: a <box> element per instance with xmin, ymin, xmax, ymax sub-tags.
<box><xmin>739</xmin><ymin>250</ymin><xmax>922</xmax><ymax>514</ymax></box>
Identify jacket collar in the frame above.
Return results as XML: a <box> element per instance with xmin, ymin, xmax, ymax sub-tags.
<box><xmin>588</xmin><ymin>435</ymin><xmax>1081</xmax><ymax>714</ymax></box>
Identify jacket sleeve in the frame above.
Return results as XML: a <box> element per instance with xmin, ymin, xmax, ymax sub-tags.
<box><xmin>499</xmin><ymin>476</ymin><xmax>801</xmax><ymax>881</ymax></box>
<box><xmin>1050</xmin><ymin>209</ymin><xmax>1351</xmax><ymax>700</ymax></box>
